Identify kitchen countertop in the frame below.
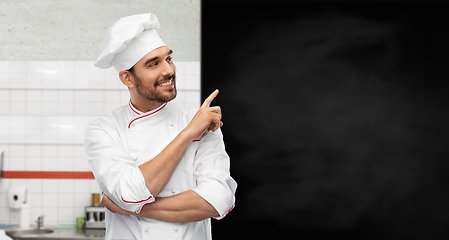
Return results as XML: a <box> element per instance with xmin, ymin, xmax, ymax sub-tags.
<box><xmin>1</xmin><ymin>225</ymin><xmax>105</xmax><ymax>240</ymax></box>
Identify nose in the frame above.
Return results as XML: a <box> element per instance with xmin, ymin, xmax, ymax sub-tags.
<box><xmin>161</xmin><ymin>60</ymin><xmax>176</xmax><ymax>77</ymax></box>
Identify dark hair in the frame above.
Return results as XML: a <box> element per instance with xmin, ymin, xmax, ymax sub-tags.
<box><xmin>128</xmin><ymin>66</ymin><xmax>137</xmax><ymax>79</ymax></box>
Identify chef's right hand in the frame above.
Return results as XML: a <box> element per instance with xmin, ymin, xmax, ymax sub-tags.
<box><xmin>184</xmin><ymin>89</ymin><xmax>223</xmax><ymax>141</ymax></box>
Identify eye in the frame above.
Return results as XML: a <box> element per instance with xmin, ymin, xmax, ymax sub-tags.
<box><xmin>166</xmin><ymin>56</ymin><xmax>173</xmax><ymax>64</ymax></box>
<box><xmin>148</xmin><ymin>61</ymin><xmax>158</xmax><ymax>68</ymax></box>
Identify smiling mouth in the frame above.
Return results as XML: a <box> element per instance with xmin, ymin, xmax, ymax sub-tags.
<box><xmin>158</xmin><ymin>79</ymin><xmax>173</xmax><ymax>87</ymax></box>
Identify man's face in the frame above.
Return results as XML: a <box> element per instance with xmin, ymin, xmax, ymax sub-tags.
<box><xmin>130</xmin><ymin>46</ymin><xmax>177</xmax><ymax>104</ymax></box>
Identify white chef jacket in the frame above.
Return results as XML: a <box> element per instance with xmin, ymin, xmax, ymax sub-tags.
<box><xmin>84</xmin><ymin>101</ymin><xmax>237</xmax><ymax>240</ymax></box>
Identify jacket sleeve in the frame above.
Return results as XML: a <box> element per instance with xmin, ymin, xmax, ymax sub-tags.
<box><xmin>84</xmin><ymin>121</ymin><xmax>154</xmax><ymax>213</ymax></box>
<box><xmin>192</xmin><ymin>128</ymin><xmax>237</xmax><ymax>220</ymax></box>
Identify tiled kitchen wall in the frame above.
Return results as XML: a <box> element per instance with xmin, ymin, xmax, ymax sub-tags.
<box><xmin>0</xmin><ymin>61</ymin><xmax>201</xmax><ymax>225</ymax></box>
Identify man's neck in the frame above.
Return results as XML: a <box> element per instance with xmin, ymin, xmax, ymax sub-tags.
<box><xmin>130</xmin><ymin>95</ymin><xmax>165</xmax><ymax>113</ymax></box>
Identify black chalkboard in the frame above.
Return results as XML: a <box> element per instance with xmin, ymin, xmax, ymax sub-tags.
<box><xmin>202</xmin><ymin>1</ymin><xmax>449</xmax><ymax>239</ymax></box>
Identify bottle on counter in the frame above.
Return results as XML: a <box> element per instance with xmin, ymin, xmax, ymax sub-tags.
<box><xmin>19</xmin><ymin>201</ymin><xmax>30</xmax><ymax>229</ymax></box>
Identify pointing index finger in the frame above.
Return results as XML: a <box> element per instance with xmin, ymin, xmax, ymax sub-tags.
<box><xmin>201</xmin><ymin>89</ymin><xmax>219</xmax><ymax>108</ymax></box>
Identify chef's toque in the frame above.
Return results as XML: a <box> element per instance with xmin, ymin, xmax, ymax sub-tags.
<box><xmin>94</xmin><ymin>13</ymin><xmax>166</xmax><ymax>73</ymax></box>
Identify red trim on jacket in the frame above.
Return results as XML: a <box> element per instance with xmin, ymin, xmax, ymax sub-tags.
<box><xmin>121</xmin><ymin>195</ymin><xmax>153</xmax><ymax>203</ymax></box>
<box><xmin>225</xmin><ymin>205</ymin><xmax>235</xmax><ymax>216</ymax></box>
<box><xmin>129</xmin><ymin>102</ymin><xmax>141</xmax><ymax>115</ymax></box>
<box><xmin>128</xmin><ymin>102</ymin><xmax>168</xmax><ymax>128</ymax></box>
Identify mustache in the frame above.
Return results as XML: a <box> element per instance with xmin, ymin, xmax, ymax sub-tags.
<box><xmin>157</xmin><ymin>72</ymin><xmax>176</xmax><ymax>84</ymax></box>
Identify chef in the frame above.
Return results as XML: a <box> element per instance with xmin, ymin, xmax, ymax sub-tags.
<box><xmin>84</xmin><ymin>13</ymin><xmax>237</xmax><ymax>240</ymax></box>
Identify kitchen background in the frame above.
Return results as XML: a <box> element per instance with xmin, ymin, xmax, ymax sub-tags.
<box><xmin>0</xmin><ymin>0</ymin><xmax>200</xmax><ymax>226</ymax></box>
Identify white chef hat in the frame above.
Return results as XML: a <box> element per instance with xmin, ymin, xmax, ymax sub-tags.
<box><xmin>94</xmin><ymin>13</ymin><xmax>166</xmax><ymax>73</ymax></box>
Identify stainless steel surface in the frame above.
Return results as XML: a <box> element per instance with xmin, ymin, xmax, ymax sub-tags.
<box><xmin>5</xmin><ymin>228</ymin><xmax>54</xmax><ymax>238</ymax></box>
<box><xmin>4</xmin><ymin>225</ymin><xmax>105</xmax><ymax>240</ymax></box>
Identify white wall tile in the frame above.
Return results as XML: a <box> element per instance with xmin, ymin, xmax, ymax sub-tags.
<box><xmin>74</xmin><ymin>193</ymin><xmax>91</xmax><ymax>207</ymax></box>
<box><xmin>27</xmin><ymin>103</ymin><xmax>42</xmax><ymax>116</ymax></box>
<box><xmin>42</xmin><ymin>193</ymin><xmax>58</xmax><ymax>207</ymax></box>
<box><xmin>26</xmin><ymin>179</ymin><xmax>43</xmax><ymax>193</ymax></box>
<box><xmin>0</xmin><ymin>194</ymin><xmax>8</xmax><ymax>207</ymax></box>
<box><xmin>74</xmin><ymin>74</ymin><xmax>89</xmax><ymax>88</ymax></box>
<box><xmin>0</xmin><ymin>117</ymin><xmax>10</xmax><ymax>128</ymax></box>
<box><xmin>42</xmin><ymin>207</ymin><xmax>58</xmax><ymax>224</ymax></box>
<box><xmin>0</xmin><ymin>62</ymin><xmax>10</xmax><ymax>73</ymax></box>
<box><xmin>58</xmin><ymin>193</ymin><xmax>74</xmax><ymax>207</ymax></box>
<box><xmin>26</xmin><ymin>157</ymin><xmax>42</xmax><ymax>171</ymax></box>
<box><xmin>185</xmin><ymin>62</ymin><xmax>200</xmax><ymax>75</ymax></box>
<box><xmin>0</xmin><ymin>103</ymin><xmax>10</xmax><ymax>115</ymax></box>
<box><xmin>74</xmin><ymin>62</ymin><xmax>90</xmax><ymax>74</ymax></box>
<box><xmin>42</xmin><ymin>145</ymin><xmax>58</xmax><ymax>157</ymax></box>
<box><xmin>0</xmin><ymin>129</ymin><xmax>9</xmax><ymax>141</ymax></box>
<box><xmin>9</xmin><ymin>145</ymin><xmax>26</xmax><ymax>157</ymax></box>
<box><xmin>42</xmin><ymin>157</ymin><xmax>58</xmax><ymax>171</ymax></box>
<box><xmin>0</xmin><ymin>179</ymin><xmax>11</xmax><ymax>193</ymax></box>
<box><xmin>58</xmin><ymin>90</ymin><xmax>74</xmax><ymax>102</ymax></box>
<box><xmin>58</xmin><ymin>103</ymin><xmax>74</xmax><ymax>116</ymax></box>
<box><xmin>58</xmin><ymin>158</ymin><xmax>73</xmax><ymax>171</ymax></box>
<box><xmin>88</xmin><ymin>90</ymin><xmax>104</xmax><ymax>102</ymax></box>
<box><xmin>10</xmin><ymin>73</ymin><xmax>26</xmax><ymax>87</ymax></box>
<box><xmin>58</xmin><ymin>62</ymin><xmax>75</xmax><ymax>74</ymax></box>
<box><xmin>9</xmin><ymin>157</ymin><xmax>25</xmax><ymax>170</ymax></box>
<box><xmin>26</xmin><ymin>73</ymin><xmax>42</xmax><ymax>87</ymax></box>
<box><xmin>42</xmin><ymin>129</ymin><xmax>58</xmax><ymax>142</ymax></box>
<box><xmin>58</xmin><ymin>207</ymin><xmax>74</xmax><ymax>224</ymax></box>
<box><xmin>0</xmin><ymin>75</ymin><xmax>10</xmax><ymax>90</ymax></box>
<box><xmin>0</xmin><ymin>90</ymin><xmax>10</xmax><ymax>102</ymax></box>
<box><xmin>10</xmin><ymin>90</ymin><xmax>26</xmax><ymax>102</ymax></box>
<box><xmin>42</xmin><ymin>180</ymin><xmax>58</xmax><ymax>193</ymax></box>
<box><xmin>73</xmin><ymin>157</ymin><xmax>89</xmax><ymax>171</ymax></box>
<box><xmin>74</xmin><ymin>103</ymin><xmax>89</xmax><ymax>115</ymax></box>
<box><xmin>0</xmin><ymin>207</ymin><xmax>11</xmax><ymax>223</ymax></box>
<box><xmin>26</xmin><ymin>62</ymin><xmax>42</xmax><ymax>73</ymax></box>
<box><xmin>28</xmin><ymin>193</ymin><xmax>43</xmax><ymax>207</ymax></box>
<box><xmin>42</xmin><ymin>102</ymin><xmax>58</xmax><ymax>115</ymax></box>
<box><xmin>58</xmin><ymin>180</ymin><xmax>74</xmax><ymax>193</ymax></box>
<box><xmin>10</xmin><ymin>102</ymin><xmax>26</xmax><ymax>116</ymax></box>
<box><xmin>26</xmin><ymin>145</ymin><xmax>41</xmax><ymax>157</ymax></box>
<box><xmin>88</xmin><ymin>74</ymin><xmax>104</xmax><ymax>88</ymax></box>
<box><xmin>10</xmin><ymin>62</ymin><xmax>26</xmax><ymax>73</ymax></box>
<box><xmin>30</xmin><ymin>207</ymin><xmax>43</xmax><ymax>223</ymax></box>
<box><xmin>184</xmin><ymin>74</ymin><xmax>201</xmax><ymax>90</ymax></box>
<box><xmin>58</xmin><ymin>74</ymin><xmax>75</xmax><ymax>88</ymax></box>
<box><xmin>10</xmin><ymin>129</ymin><xmax>26</xmax><ymax>142</ymax></box>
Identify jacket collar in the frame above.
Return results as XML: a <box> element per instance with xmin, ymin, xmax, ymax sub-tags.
<box><xmin>127</xmin><ymin>101</ymin><xmax>168</xmax><ymax>128</ymax></box>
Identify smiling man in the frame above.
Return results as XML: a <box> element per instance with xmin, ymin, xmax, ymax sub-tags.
<box><xmin>84</xmin><ymin>13</ymin><xmax>237</xmax><ymax>240</ymax></box>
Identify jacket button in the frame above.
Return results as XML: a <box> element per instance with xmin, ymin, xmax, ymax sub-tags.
<box><xmin>174</xmin><ymin>227</ymin><xmax>178</xmax><ymax>232</ymax></box>
<box><xmin>172</xmin><ymin>189</ymin><xmax>176</xmax><ymax>194</ymax></box>
<box><xmin>145</xmin><ymin>228</ymin><xmax>149</xmax><ymax>233</ymax></box>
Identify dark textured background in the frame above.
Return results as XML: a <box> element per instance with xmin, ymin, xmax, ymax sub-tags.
<box><xmin>202</xmin><ymin>1</ymin><xmax>449</xmax><ymax>239</ymax></box>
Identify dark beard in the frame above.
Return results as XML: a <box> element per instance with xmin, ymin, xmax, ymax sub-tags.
<box><xmin>133</xmin><ymin>71</ymin><xmax>177</xmax><ymax>104</ymax></box>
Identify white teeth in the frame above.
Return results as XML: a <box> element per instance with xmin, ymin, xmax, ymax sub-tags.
<box><xmin>158</xmin><ymin>80</ymin><xmax>173</xmax><ymax>86</ymax></box>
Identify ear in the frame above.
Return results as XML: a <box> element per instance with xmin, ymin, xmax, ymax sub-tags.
<box><xmin>119</xmin><ymin>70</ymin><xmax>135</xmax><ymax>88</ymax></box>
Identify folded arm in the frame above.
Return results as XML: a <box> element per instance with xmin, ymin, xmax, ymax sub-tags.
<box><xmin>101</xmin><ymin>190</ymin><xmax>219</xmax><ymax>223</ymax></box>
<box><xmin>100</xmin><ymin>128</ymin><xmax>237</xmax><ymax>222</ymax></box>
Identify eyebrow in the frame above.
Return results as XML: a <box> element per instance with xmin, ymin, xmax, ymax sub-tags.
<box><xmin>144</xmin><ymin>49</ymin><xmax>173</xmax><ymax>66</ymax></box>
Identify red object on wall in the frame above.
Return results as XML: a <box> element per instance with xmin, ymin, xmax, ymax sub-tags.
<box><xmin>2</xmin><ymin>171</ymin><xmax>95</xmax><ymax>179</ymax></box>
